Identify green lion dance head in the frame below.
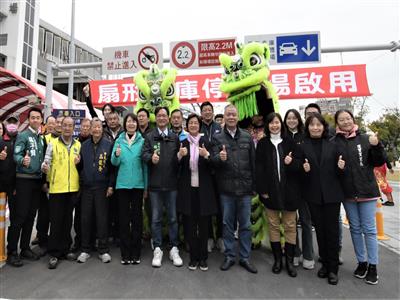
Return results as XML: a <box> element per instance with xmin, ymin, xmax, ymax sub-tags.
<box><xmin>219</xmin><ymin>42</ymin><xmax>279</xmax><ymax>127</ymax></box>
<box><xmin>134</xmin><ymin>64</ymin><xmax>180</xmax><ymax>123</ymax></box>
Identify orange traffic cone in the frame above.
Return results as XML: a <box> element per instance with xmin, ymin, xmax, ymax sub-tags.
<box><xmin>376</xmin><ymin>200</ymin><xmax>390</xmax><ymax>241</ymax></box>
<box><xmin>0</xmin><ymin>192</ymin><xmax>7</xmax><ymax>262</ymax></box>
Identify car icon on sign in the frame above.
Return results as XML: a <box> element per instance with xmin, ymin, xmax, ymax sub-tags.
<box><xmin>279</xmin><ymin>42</ymin><xmax>298</xmax><ymax>56</ymax></box>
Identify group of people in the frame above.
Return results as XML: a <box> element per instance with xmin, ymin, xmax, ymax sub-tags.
<box><xmin>0</xmin><ymin>99</ymin><xmax>389</xmax><ymax>286</ymax></box>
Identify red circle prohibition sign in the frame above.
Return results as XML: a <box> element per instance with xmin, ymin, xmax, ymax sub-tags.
<box><xmin>171</xmin><ymin>42</ymin><xmax>196</xmax><ymax>69</ymax></box>
<box><xmin>138</xmin><ymin>46</ymin><xmax>159</xmax><ymax>70</ymax></box>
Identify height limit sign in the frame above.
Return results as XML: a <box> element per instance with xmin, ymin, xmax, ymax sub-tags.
<box><xmin>170</xmin><ymin>37</ymin><xmax>236</xmax><ymax>70</ymax></box>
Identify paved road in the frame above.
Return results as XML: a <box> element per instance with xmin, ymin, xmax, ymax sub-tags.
<box><xmin>1</xmin><ymin>228</ymin><xmax>399</xmax><ymax>299</ymax></box>
<box><xmin>379</xmin><ymin>182</ymin><xmax>400</xmax><ymax>254</ymax></box>
<box><xmin>1</xmin><ymin>183</ymin><xmax>399</xmax><ymax>299</ymax></box>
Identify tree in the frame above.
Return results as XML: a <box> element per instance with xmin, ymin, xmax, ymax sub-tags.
<box><xmin>353</xmin><ymin>97</ymin><xmax>369</xmax><ymax>132</ymax></box>
<box><xmin>323</xmin><ymin>113</ymin><xmax>335</xmax><ymax>128</ymax></box>
<box><xmin>369</xmin><ymin>108</ymin><xmax>400</xmax><ymax>163</ymax></box>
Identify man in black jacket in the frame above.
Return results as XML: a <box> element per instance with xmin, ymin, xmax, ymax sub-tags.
<box><xmin>77</xmin><ymin>118</ymin><xmax>115</xmax><ymax>264</ymax></box>
<box><xmin>211</xmin><ymin>104</ymin><xmax>257</xmax><ymax>274</ymax></box>
<box><xmin>142</xmin><ymin>107</ymin><xmax>183</xmax><ymax>268</ymax></box>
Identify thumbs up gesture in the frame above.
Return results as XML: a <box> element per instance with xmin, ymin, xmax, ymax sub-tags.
<box><xmin>115</xmin><ymin>144</ymin><xmax>121</xmax><ymax>157</ymax></box>
<box><xmin>178</xmin><ymin>143</ymin><xmax>188</xmax><ymax>157</ymax></box>
<box><xmin>0</xmin><ymin>146</ymin><xmax>7</xmax><ymax>160</ymax></box>
<box><xmin>152</xmin><ymin>150</ymin><xmax>160</xmax><ymax>164</ymax></box>
<box><xmin>303</xmin><ymin>158</ymin><xmax>310</xmax><ymax>173</ymax></box>
<box><xmin>199</xmin><ymin>143</ymin><xmax>209</xmax><ymax>158</ymax></box>
<box><xmin>220</xmin><ymin>145</ymin><xmax>227</xmax><ymax>161</ymax></box>
<box><xmin>23</xmin><ymin>150</ymin><xmax>31</xmax><ymax>167</ymax></box>
<box><xmin>284</xmin><ymin>151</ymin><xmax>293</xmax><ymax>165</ymax></box>
<box><xmin>369</xmin><ymin>132</ymin><xmax>379</xmax><ymax>146</ymax></box>
<box><xmin>338</xmin><ymin>155</ymin><xmax>345</xmax><ymax>170</ymax></box>
<box><xmin>74</xmin><ymin>154</ymin><xmax>81</xmax><ymax>165</ymax></box>
<box><xmin>41</xmin><ymin>159</ymin><xmax>50</xmax><ymax>174</ymax></box>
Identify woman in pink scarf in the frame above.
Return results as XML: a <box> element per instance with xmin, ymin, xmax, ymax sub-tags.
<box><xmin>177</xmin><ymin>114</ymin><xmax>218</xmax><ymax>271</ymax></box>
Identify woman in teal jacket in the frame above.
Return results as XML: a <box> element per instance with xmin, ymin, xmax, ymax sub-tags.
<box><xmin>111</xmin><ymin>113</ymin><xmax>147</xmax><ymax>265</ymax></box>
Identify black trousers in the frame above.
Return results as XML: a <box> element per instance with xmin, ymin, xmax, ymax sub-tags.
<box><xmin>117</xmin><ymin>188</ymin><xmax>143</xmax><ymax>260</ymax></box>
<box><xmin>81</xmin><ymin>187</ymin><xmax>109</xmax><ymax>254</ymax></box>
<box><xmin>48</xmin><ymin>192</ymin><xmax>76</xmax><ymax>258</ymax></box>
<box><xmin>308</xmin><ymin>202</ymin><xmax>341</xmax><ymax>274</ymax></box>
<box><xmin>36</xmin><ymin>191</ymin><xmax>49</xmax><ymax>247</ymax></box>
<box><xmin>184</xmin><ymin>188</ymin><xmax>209</xmax><ymax>262</ymax></box>
<box><xmin>7</xmin><ymin>178</ymin><xmax>41</xmax><ymax>253</ymax></box>
<box><xmin>108</xmin><ymin>193</ymin><xmax>119</xmax><ymax>239</ymax></box>
<box><xmin>72</xmin><ymin>194</ymin><xmax>81</xmax><ymax>250</ymax></box>
<box><xmin>208</xmin><ymin>181</ymin><xmax>223</xmax><ymax>240</ymax></box>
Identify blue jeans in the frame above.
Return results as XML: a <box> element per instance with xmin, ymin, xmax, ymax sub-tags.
<box><xmin>220</xmin><ymin>194</ymin><xmax>252</xmax><ymax>261</ymax></box>
<box><xmin>343</xmin><ymin>200</ymin><xmax>378</xmax><ymax>265</ymax></box>
<box><xmin>149</xmin><ymin>190</ymin><xmax>178</xmax><ymax>249</ymax></box>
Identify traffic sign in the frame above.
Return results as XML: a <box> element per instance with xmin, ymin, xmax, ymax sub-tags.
<box><xmin>138</xmin><ymin>46</ymin><xmax>160</xmax><ymax>69</ymax></box>
<box><xmin>171</xmin><ymin>42</ymin><xmax>196</xmax><ymax>69</ymax></box>
<box><xmin>170</xmin><ymin>37</ymin><xmax>236</xmax><ymax>70</ymax></box>
<box><xmin>102</xmin><ymin>43</ymin><xmax>163</xmax><ymax>75</ymax></box>
<box><xmin>52</xmin><ymin>109</ymin><xmax>86</xmax><ymax>137</ymax></box>
<box><xmin>245</xmin><ymin>31</ymin><xmax>320</xmax><ymax>65</ymax></box>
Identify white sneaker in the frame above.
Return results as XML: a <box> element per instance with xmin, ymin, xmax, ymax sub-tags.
<box><xmin>303</xmin><ymin>258</ymin><xmax>315</xmax><ymax>270</ymax></box>
<box><xmin>99</xmin><ymin>253</ymin><xmax>111</xmax><ymax>263</ymax></box>
<box><xmin>293</xmin><ymin>256</ymin><xmax>300</xmax><ymax>267</ymax></box>
<box><xmin>152</xmin><ymin>247</ymin><xmax>163</xmax><ymax>267</ymax></box>
<box><xmin>169</xmin><ymin>246</ymin><xmax>183</xmax><ymax>267</ymax></box>
<box><xmin>77</xmin><ymin>252</ymin><xmax>90</xmax><ymax>263</ymax></box>
<box><xmin>207</xmin><ymin>238</ymin><xmax>215</xmax><ymax>253</ymax></box>
<box><xmin>216</xmin><ymin>238</ymin><xmax>225</xmax><ymax>254</ymax></box>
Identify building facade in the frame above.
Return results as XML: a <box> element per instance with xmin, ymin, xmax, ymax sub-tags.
<box><xmin>0</xmin><ymin>0</ymin><xmax>40</xmax><ymax>81</ymax></box>
<box><xmin>37</xmin><ymin>19</ymin><xmax>102</xmax><ymax>100</ymax></box>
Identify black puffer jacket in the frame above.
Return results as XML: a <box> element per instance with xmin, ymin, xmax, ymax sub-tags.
<box><xmin>333</xmin><ymin>131</ymin><xmax>385</xmax><ymax>199</ymax></box>
<box><xmin>211</xmin><ymin>127</ymin><xmax>255</xmax><ymax>196</ymax></box>
<box><xmin>142</xmin><ymin>128</ymin><xmax>180</xmax><ymax>191</ymax></box>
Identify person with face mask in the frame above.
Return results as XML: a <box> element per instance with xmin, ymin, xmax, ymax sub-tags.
<box><xmin>0</xmin><ymin>114</ymin><xmax>20</xmax><ymax>254</ymax></box>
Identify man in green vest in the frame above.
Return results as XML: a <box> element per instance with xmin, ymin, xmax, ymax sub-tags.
<box><xmin>42</xmin><ymin>116</ymin><xmax>81</xmax><ymax>269</ymax></box>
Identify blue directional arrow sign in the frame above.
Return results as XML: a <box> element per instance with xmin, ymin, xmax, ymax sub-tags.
<box><xmin>245</xmin><ymin>31</ymin><xmax>321</xmax><ymax>65</ymax></box>
<box><xmin>276</xmin><ymin>33</ymin><xmax>320</xmax><ymax>63</ymax></box>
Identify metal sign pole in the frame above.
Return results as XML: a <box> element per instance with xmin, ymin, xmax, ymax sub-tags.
<box><xmin>45</xmin><ymin>61</ymin><xmax>54</xmax><ymax>119</ymax></box>
<box><xmin>67</xmin><ymin>0</ymin><xmax>76</xmax><ymax>109</ymax></box>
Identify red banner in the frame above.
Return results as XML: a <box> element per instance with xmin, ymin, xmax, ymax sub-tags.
<box><xmin>89</xmin><ymin>64</ymin><xmax>371</xmax><ymax>107</ymax></box>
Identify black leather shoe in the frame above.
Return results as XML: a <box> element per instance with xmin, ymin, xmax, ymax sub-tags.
<box><xmin>66</xmin><ymin>252</ymin><xmax>78</xmax><ymax>261</ymax></box>
<box><xmin>220</xmin><ymin>258</ymin><xmax>235</xmax><ymax>271</ymax></box>
<box><xmin>328</xmin><ymin>272</ymin><xmax>339</xmax><ymax>285</ymax></box>
<box><xmin>20</xmin><ymin>248</ymin><xmax>40</xmax><ymax>261</ymax></box>
<box><xmin>318</xmin><ymin>266</ymin><xmax>328</xmax><ymax>278</ymax></box>
<box><xmin>239</xmin><ymin>260</ymin><xmax>258</xmax><ymax>274</ymax></box>
<box><xmin>35</xmin><ymin>246</ymin><xmax>47</xmax><ymax>257</ymax></box>
<box><xmin>48</xmin><ymin>257</ymin><xmax>59</xmax><ymax>269</ymax></box>
<box><xmin>6</xmin><ymin>252</ymin><xmax>23</xmax><ymax>267</ymax></box>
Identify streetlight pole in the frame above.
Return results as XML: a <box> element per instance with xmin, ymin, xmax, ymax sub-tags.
<box><xmin>67</xmin><ymin>0</ymin><xmax>75</xmax><ymax>109</ymax></box>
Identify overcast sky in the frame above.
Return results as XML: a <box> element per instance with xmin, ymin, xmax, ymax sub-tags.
<box><xmin>38</xmin><ymin>0</ymin><xmax>399</xmax><ymax>121</ymax></box>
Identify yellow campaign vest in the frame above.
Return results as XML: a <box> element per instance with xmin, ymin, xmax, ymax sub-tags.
<box><xmin>45</xmin><ymin>134</ymin><xmax>58</xmax><ymax>182</ymax></box>
<box><xmin>49</xmin><ymin>138</ymin><xmax>81</xmax><ymax>194</ymax></box>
